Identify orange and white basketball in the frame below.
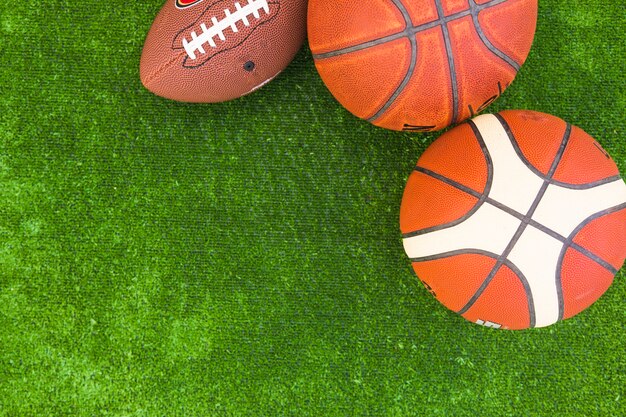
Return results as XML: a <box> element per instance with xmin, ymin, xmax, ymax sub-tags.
<box><xmin>308</xmin><ymin>0</ymin><xmax>537</xmax><ymax>131</ymax></box>
<box><xmin>400</xmin><ymin>110</ymin><xmax>626</xmax><ymax>329</ymax></box>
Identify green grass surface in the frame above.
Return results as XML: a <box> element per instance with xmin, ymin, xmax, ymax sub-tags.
<box><xmin>0</xmin><ymin>1</ymin><xmax>624</xmax><ymax>415</ymax></box>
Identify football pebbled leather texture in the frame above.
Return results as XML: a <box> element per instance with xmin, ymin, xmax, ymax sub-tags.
<box><xmin>140</xmin><ymin>0</ymin><xmax>307</xmax><ymax>102</ymax></box>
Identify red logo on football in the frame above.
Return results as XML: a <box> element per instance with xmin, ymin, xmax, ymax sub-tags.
<box><xmin>176</xmin><ymin>0</ymin><xmax>204</xmax><ymax>9</ymax></box>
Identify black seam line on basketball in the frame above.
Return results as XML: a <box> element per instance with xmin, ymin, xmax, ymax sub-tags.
<box><xmin>554</xmin><ymin>202</ymin><xmax>626</xmax><ymax>321</ymax></box>
<box><xmin>555</xmin><ymin>246</ymin><xmax>566</xmax><ymax>322</ymax></box>
<box><xmin>401</xmin><ymin>167</ymin><xmax>484</xmax><ymax>238</ymax></box>
<box><xmin>402</xmin><ymin>120</ymin><xmax>494</xmax><ymax>239</ymax></box>
<box><xmin>392</xmin><ymin>0</ymin><xmax>415</xmax><ymax>27</ymax></box>
<box><xmin>311</xmin><ymin>0</ymin><xmax>415</xmax><ymax>61</ymax></box>
<box><xmin>434</xmin><ymin>0</ymin><xmax>459</xmax><ymax>126</ymax></box>
<box><xmin>488</xmin><ymin>196</ymin><xmax>598</xmax><ymax>247</ymax></box>
<box><xmin>468</xmin><ymin>0</ymin><xmax>521</xmax><ymax>71</ymax></box>
<box><xmin>495</xmin><ymin>113</ymin><xmax>563</xmax><ymax>182</ymax></box>
<box><xmin>485</xmin><ymin>197</ymin><xmax>568</xmax><ymax>242</ymax></box>
<box><xmin>404</xmin><ymin>120</ymin><xmax>579</xmax><ymax>245</ymax></box>
<box><xmin>498</xmin><ymin>117</ymin><xmax>622</xmax><ymax>189</ymax></box>
<box><xmin>495</xmin><ymin>115</ymin><xmax>624</xmax><ymax>191</ymax></box>
<box><xmin>502</xmin><ymin>256</ymin><xmax>536</xmax><ymax>328</ymax></box>
<box><xmin>402</xmin><ymin>169</ymin><xmax>571</xmax><ymax>242</ymax></box>
<box><xmin>565</xmin><ymin>202</ymin><xmax>626</xmax><ymax>273</ymax></box>
<box><xmin>405</xmin><ymin>160</ymin><xmax>569</xmax><ymax>242</ymax></box>
<box><xmin>570</xmin><ymin>243</ymin><xmax>619</xmax><ymax>275</ymax></box>
<box><xmin>548</xmin><ymin>123</ymin><xmax>573</xmax><ymax>176</ymax></box>
<box><xmin>311</xmin><ymin>0</ymin><xmax>510</xmax><ymax>60</ymax></box>
<box><xmin>409</xmin><ymin>248</ymin><xmax>499</xmax><ymax>263</ymax></box>
<box><xmin>549</xmin><ymin>175</ymin><xmax>625</xmax><ymax>190</ymax></box>
<box><xmin>312</xmin><ymin>32</ymin><xmax>407</xmax><ymax>60</ymax></box>
<box><xmin>415</xmin><ymin>167</ymin><xmax>482</xmax><ymax>198</ymax></box>
<box><xmin>458</xmin><ymin>117</ymin><xmax>573</xmax><ymax>316</ymax></box>
<box><xmin>408</xmin><ymin>249</ymin><xmax>537</xmax><ymax>328</ymax></box>
<box><xmin>369</xmin><ymin>48</ymin><xmax>418</xmax><ymax>122</ymax></box>
<box><xmin>366</xmin><ymin>0</ymin><xmax>416</xmax><ymax>123</ymax></box>
<box><xmin>367</xmin><ymin>40</ymin><xmax>416</xmax><ymax>123</ymax></box>
<box><xmin>492</xmin><ymin>114</ymin><xmax>619</xmax><ymax>190</ymax></box>
<box><xmin>414</xmin><ymin>249</ymin><xmax>536</xmax><ymax>328</ymax></box>
<box><xmin>456</xmin><ymin>228</ymin><xmax>519</xmax><ymax>315</ymax></box>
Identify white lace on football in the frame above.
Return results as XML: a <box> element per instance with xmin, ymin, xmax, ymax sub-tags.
<box><xmin>182</xmin><ymin>0</ymin><xmax>271</xmax><ymax>60</ymax></box>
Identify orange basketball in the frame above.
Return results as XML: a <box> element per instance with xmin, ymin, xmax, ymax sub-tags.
<box><xmin>308</xmin><ymin>0</ymin><xmax>538</xmax><ymax>131</ymax></box>
<box><xmin>400</xmin><ymin>110</ymin><xmax>626</xmax><ymax>329</ymax></box>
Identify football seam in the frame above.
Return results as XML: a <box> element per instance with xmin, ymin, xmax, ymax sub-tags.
<box><xmin>142</xmin><ymin>50</ymin><xmax>188</xmax><ymax>87</ymax></box>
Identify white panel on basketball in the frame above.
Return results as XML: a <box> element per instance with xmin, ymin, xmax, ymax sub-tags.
<box><xmin>507</xmin><ymin>225</ymin><xmax>565</xmax><ymax>327</ymax></box>
<box><xmin>472</xmin><ymin>114</ymin><xmax>546</xmax><ymax>214</ymax></box>
<box><xmin>402</xmin><ymin>202</ymin><xmax>521</xmax><ymax>260</ymax></box>
<box><xmin>532</xmin><ymin>179</ymin><xmax>626</xmax><ymax>238</ymax></box>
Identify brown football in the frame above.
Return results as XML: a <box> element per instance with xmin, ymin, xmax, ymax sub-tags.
<box><xmin>140</xmin><ymin>0</ymin><xmax>307</xmax><ymax>102</ymax></box>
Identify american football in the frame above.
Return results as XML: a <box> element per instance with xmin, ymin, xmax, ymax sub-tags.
<box><xmin>140</xmin><ymin>0</ymin><xmax>307</xmax><ymax>102</ymax></box>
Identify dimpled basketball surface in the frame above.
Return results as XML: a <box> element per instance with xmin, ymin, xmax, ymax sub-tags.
<box><xmin>400</xmin><ymin>110</ymin><xmax>626</xmax><ymax>329</ymax></box>
<box><xmin>140</xmin><ymin>0</ymin><xmax>307</xmax><ymax>102</ymax></box>
<box><xmin>308</xmin><ymin>0</ymin><xmax>537</xmax><ymax>131</ymax></box>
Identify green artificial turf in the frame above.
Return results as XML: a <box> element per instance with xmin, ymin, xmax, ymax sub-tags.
<box><xmin>0</xmin><ymin>0</ymin><xmax>624</xmax><ymax>415</ymax></box>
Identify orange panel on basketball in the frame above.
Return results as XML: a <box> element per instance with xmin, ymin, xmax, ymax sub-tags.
<box><xmin>402</xmin><ymin>0</ymin><xmax>438</xmax><ymax>27</ymax></box>
<box><xmin>553</xmin><ymin>126</ymin><xmax>621</xmax><ymax>185</ymax></box>
<box><xmin>448</xmin><ymin>17</ymin><xmax>518</xmax><ymax>124</ymax></box>
<box><xmin>411</xmin><ymin>253</ymin><xmax>498</xmax><ymax>312</ymax></box>
<box><xmin>478</xmin><ymin>0</ymin><xmax>538</xmax><ymax>66</ymax></box>
<box><xmin>498</xmin><ymin>110</ymin><xmax>568</xmax><ymax>176</ymax></box>
<box><xmin>400</xmin><ymin>170</ymin><xmax>479</xmax><ymax>234</ymax></box>
<box><xmin>461</xmin><ymin>264</ymin><xmax>532</xmax><ymax>330</ymax></box>
<box><xmin>416</xmin><ymin>122</ymin><xmax>489</xmax><ymax>194</ymax></box>
<box><xmin>307</xmin><ymin>0</ymin><xmax>405</xmax><ymax>54</ymax></box>
<box><xmin>370</xmin><ymin>28</ymin><xmax>453</xmax><ymax>130</ymax></box>
<box><xmin>441</xmin><ymin>0</ymin><xmax>470</xmax><ymax>16</ymax></box>
<box><xmin>572</xmin><ymin>208</ymin><xmax>626</xmax><ymax>271</ymax></box>
<box><xmin>560</xmin><ymin>249</ymin><xmax>616</xmax><ymax>320</ymax></box>
<box><xmin>313</xmin><ymin>38</ymin><xmax>411</xmax><ymax>120</ymax></box>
